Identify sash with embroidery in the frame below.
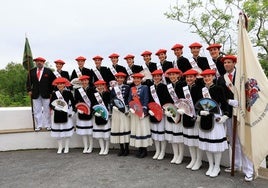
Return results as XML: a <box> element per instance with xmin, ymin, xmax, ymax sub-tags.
<box><xmin>126</xmin><ymin>66</ymin><xmax>133</xmax><ymax>75</ymax></box>
<box><xmin>126</xmin><ymin>67</ymin><xmax>133</xmax><ymax>84</ymax></box>
<box><xmin>183</xmin><ymin>86</ymin><xmax>196</xmax><ymax>115</ymax></box>
<box><xmin>93</xmin><ymin>68</ymin><xmax>104</xmax><ymax>80</ymax></box>
<box><xmin>53</xmin><ymin>71</ymin><xmax>61</xmax><ymax>78</ymax></box>
<box><xmin>78</xmin><ymin>88</ymin><xmax>91</xmax><ymax>107</ymax></box>
<box><xmin>143</xmin><ymin>64</ymin><xmax>149</xmax><ymax>72</ymax></box>
<box><xmin>189</xmin><ymin>58</ymin><xmax>199</xmax><ymax>70</ymax></box>
<box><xmin>150</xmin><ymin>85</ymin><xmax>160</xmax><ymax>105</ymax></box>
<box><xmin>76</xmin><ymin>68</ymin><xmax>82</xmax><ymax>77</ymax></box>
<box><xmin>157</xmin><ymin>63</ymin><xmax>167</xmax><ymax>84</ymax></box>
<box><xmin>110</xmin><ymin>66</ymin><xmax>117</xmax><ymax>76</ymax></box>
<box><xmin>208</xmin><ymin>60</ymin><xmax>220</xmax><ymax>77</ymax></box>
<box><xmin>173</xmin><ymin>60</ymin><xmax>178</xmax><ymax>68</ymax></box>
<box><xmin>114</xmin><ymin>86</ymin><xmax>125</xmax><ymax>105</ymax></box>
<box><xmin>94</xmin><ymin>92</ymin><xmax>108</xmax><ymax>111</ymax></box>
<box><xmin>202</xmin><ymin>87</ymin><xmax>211</xmax><ymax>99</ymax></box>
<box><xmin>55</xmin><ymin>90</ymin><xmax>64</xmax><ymax>100</ymax></box>
<box><xmin>200</xmin><ymin>86</ymin><xmax>214</xmax><ymax>131</ymax></box>
<box><xmin>167</xmin><ymin>83</ymin><xmax>180</xmax><ymax>107</ymax></box>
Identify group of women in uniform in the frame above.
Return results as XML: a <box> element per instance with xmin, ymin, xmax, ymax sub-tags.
<box><xmin>48</xmin><ymin>42</ymin><xmax>235</xmax><ymax>178</ymax></box>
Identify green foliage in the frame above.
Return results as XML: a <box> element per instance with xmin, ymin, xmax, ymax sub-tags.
<box><xmin>0</xmin><ymin>62</ymin><xmax>30</xmax><ymax>107</ymax></box>
<box><xmin>165</xmin><ymin>0</ymin><xmax>235</xmax><ymax>52</ymax></box>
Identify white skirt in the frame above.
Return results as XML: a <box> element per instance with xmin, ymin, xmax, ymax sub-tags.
<box><xmin>76</xmin><ymin>115</ymin><xmax>93</xmax><ymax>136</ymax></box>
<box><xmin>93</xmin><ymin>117</ymin><xmax>111</xmax><ymax>140</ymax></box>
<box><xmin>110</xmin><ymin>110</ymin><xmax>130</xmax><ymax>144</ymax></box>
<box><xmin>165</xmin><ymin>117</ymin><xmax>183</xmax><ymax>143</ymax></box>
<box><xmin>51</xmin><ymin>112</ymin><xmax>74</xmax><ymax>138</ymax></box>
<box><xmin>129</xmin><ymin>114</ymin><xmax>153</xmax><ymax>148</ymax></box>
<box><xmin>198</xmin><ymin>114</ymin><xmax>228</xmax><ymax>152</ymax></box>
<box><xmin>150</xmin><ymin>116</ymin><xmax>165</xmax><ymax>141</ymax></box>
<box><xmin>182</xmin><ymin>120</ymin><xmax>199</xmax><ymax>147</ymax></box>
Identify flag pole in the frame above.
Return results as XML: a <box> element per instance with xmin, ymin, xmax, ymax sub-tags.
<box><xmin>27</xmin><ymin>59</ymin><xmax>36</xmax><ymax>130</ymax></box>
<box><xmin>24</xmin><ymin>35</ymin><xmax>36</xmax><ymax>130</ymax></box>
<box><xmin>231</xmin><ymin>115</ymin><xmax>237</xmax><ymax>176</ymax></box>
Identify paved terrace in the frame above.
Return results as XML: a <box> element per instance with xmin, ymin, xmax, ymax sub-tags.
<box><xmin>1</xmin><ymin>149</ymin><xmax>268</xmax><ymax>188</ymax></box>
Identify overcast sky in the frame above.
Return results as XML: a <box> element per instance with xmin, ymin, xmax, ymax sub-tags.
<box><xmin>0</xmin><ymin>0</ymin><xmax>208</xmax><ymax>72</ymax></box>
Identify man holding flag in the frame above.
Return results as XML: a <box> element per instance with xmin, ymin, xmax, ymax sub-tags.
<box><xmin>217</xmin><ymin>54</ymin><xmax>254</xmax><ymax>181</ymax></box>
<box><xmin>231</xmin><ymin>12</ymin><xmax>268</xmax><ymax>181</ymax></box>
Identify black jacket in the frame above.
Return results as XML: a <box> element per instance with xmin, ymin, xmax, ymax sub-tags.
<box><xmin>26</xmin><ymin>67</ymin><xmax>56</xmax><ymax>99</ymax></box>
<box><xmin>50</xmin><ymin>90</ymin><xmax>76</xmax><ymax>123</ymax></box>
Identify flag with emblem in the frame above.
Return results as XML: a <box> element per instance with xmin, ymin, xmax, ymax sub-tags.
<box><xmin>235</xmin><ymin>13</ymin><xmax>268</xmax><ymax>175</ymax></box>
<box><xmin>22</xmin><ymin>37</ymin><xmax>34</xmax><ymax>71</ymax></box>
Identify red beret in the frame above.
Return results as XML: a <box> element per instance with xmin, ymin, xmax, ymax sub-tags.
<box><xmin>155</xmin><ymin>49</ymin><xmax>167</xmax><ymax>56</ymax></box>
<box><xmin>131</xmin><ymin>73</ymin><xmax>144</xmax><ymax>78</ymax></box>
<box><xmin>221</xmin><ymin>55</ymin><xmax>237</xmax><ymax>63</ymax></box>
<box><xmin>206</xmin><ymin>44</ymin><xmax>222</xmax><ymax>50</ymax></box>
<box><xmin>52</xmin><ymin>77</ymin><xmax>71</xmax><ymax>86</ymax></box>
<box><xmin>141</xmin><ymin>50</ymin><xmax>152</xmax><ymax>56</ymax></box>
<box><xmin>151</xmin><ymin>69</ymin><xmax>163</xmax><ymax>75</ymax></box>
<box><xmin>189</xmin><ymin>42</ymin><xmax>202</xmax><ymax>48</ymax></box>
<box><xmin>171</xmin><ymin>44</ymin><xmax>184</xmax><ymax>50</ymax></box>
<box><xmin>34</xmin><ymin>57</ymin><xmax>46</xmax><ymax>62</ymax></box>
<box><xmin>93</xmin><ymin>55</ymin><xmax>103</xmax><ymax>60</ymax></box>
<box><xmin>75</xmin><ymin>56</ymin><xmax>87</xmax><ymax>61</ymax></box>
<box><xmin>108</xmin><ymin>53</ymin><xmax>120</xmax><ymax>58</ymax></box>
<box><xmin>54</xmin><ymin>59</ymin><xmax>65</xmax><ymax>64</ymax></box>
<box><xmin>165</xmin><ymin>68</ymin><xmax>182</xmax><ymax>74</ymax></box>
<box><xmin>183</xmin><ymin>69</ymin><xmax>199</xmax><ymax>76</ymax></box>
<box><xmin>124</xmin><ymin>54</ymin><xmax>135</xmax><ymax>60</ymax></box>
<box><xmin>79</xmin><ymin>75</ymin><xmax>90</xmax><ymax>80</ymax></box>
<box><xmin>115</xmin><ymin>72</ymin><xmax>127</xmax><ymax>77</ymax></box>
<box><xmin>94</xmin><ymin>80</ymin><xmax>106</xmax><ymax>85</ymax></box>
<box><xmin>200</xmin><ymin>69</ymin><xmax>216</xmax><ymax>76</ymax></box>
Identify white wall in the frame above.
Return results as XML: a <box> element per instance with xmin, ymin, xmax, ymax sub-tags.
<box><xmin>0</xmin><ymin>107</ymin><xmax>234</xmax><ymax>167</ymax></box>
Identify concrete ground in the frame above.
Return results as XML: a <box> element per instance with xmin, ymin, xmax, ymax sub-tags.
<box><xmin>0</xmin><ymin>149</ymin><xmax>268</xmax><ymax>188</ymax></box>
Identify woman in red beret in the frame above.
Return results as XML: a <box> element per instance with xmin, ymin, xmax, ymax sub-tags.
<box><xmin>206</xmin><ymin>44</ymin><xmax>226</xmax><ymax>76</ymax></box>
<box><xmin>71</xmin><ymin>56</ymin><xmax>94</xmax><ymax>87</ymax></box>
<box><xmin>110</xmin><ymin>72</ymin><xmax>131</xmax><ymax>156</ymax></box>
<box><xmin>171</xmin><ymin>43</ymin><xmax>192</xmax><ymax>73</ymax></box>
<box><xmin>124</xmin><ymin>54</ymin><xmax>143</xmax><ymax>85</ymax></box>
<box><xmin>197</xmin><ymin>69</ymin><xmax>229</xmax><ymax>177</ymax></box>
<box><xmin>91</xmin><ymin>80</ymin><xmax>111</xmax><ymax>155</ymax></box>
<box><xmin>50</xmin><ymin>77</ymin><xmax>76</xmax><ymax>154</ymax></box>
<box><xmin>155</xmin><ymin>49</ymin><xmax>173</xmax><ymax>84</ymax></box>
<box><xmin>149</xmin><ymin>70</ymin><xmax>173</xmax><ymax>160</ymax></box>
<box><xmin>53</xmin><ymin>59</ymin><xmax>70</xmax><ymax>80</ymax></box>
<box><xmin>92</xmin><ymin>55</ymin><xmax>115</xmax><ymax>86</ymax></box>
<box><xmin>188</xmin><ymin>42</ymin><xmax>210</xmax><ymax>72</ymax></box>
<box><xmin>128</xmin><ymin>73</ymin><xmax>152</xmax><ymax>158</ymax></box>
<box><xmin>177</xmin><ymin>69</ymin><xmax>204</xmax><ymax>170</ymax></box>
<box><xmin>74</xmin><ymin>75</ymin><xmax>95</xmax><ymax>154</ymax></box>
<box><xmin>164</xmin><ymin>68</ymin><xmax>185</xmax><ymax>164</ymax></box>
<box><xmin>141</xmin><ymin>50</ymin><xmax>157</xmax><ymax>86</ymax></box>
<box><xmin>108</xmin><ymin>53</ymin><xmax>128</xmax><ymax>79</ymax></box>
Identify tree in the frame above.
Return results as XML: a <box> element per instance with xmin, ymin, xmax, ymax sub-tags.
<box><xmin>165</xmin><ymin>0</ymin><xmax>268</xmax><ymax>75</ymax></box>
<box><xmin>243</xmin><ymin>0</ymin><xmax>268</xmax><ymax>75</ymax></box>
<box><xmin>0</xmin><ymin>62</ymin><xmax>30</xmax><ymax>107</ymax></box>
<box><xmin>0</xmin><ymin>61</ymin><xmax>55</xmax><ymax>107</ymax></box>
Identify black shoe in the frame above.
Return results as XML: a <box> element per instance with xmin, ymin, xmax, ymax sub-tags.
<box><xmin>123</xmin><ymin>143</ymin><xmax>129</xmax><ymax>156</ymax></box>
<box><xmin>139</xmin><ymin>148</ymin><xmax>147</xmax><ymax>158</ymax></box>
<box><xmin>136</xmin><ymin>148</ymin><xmax>142</xmax><ymax>158</ymax></box>
<box><xmin>118</xmin><ymin>144</ymin><xmax>125</xmax><ymax>156</ymax></box>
